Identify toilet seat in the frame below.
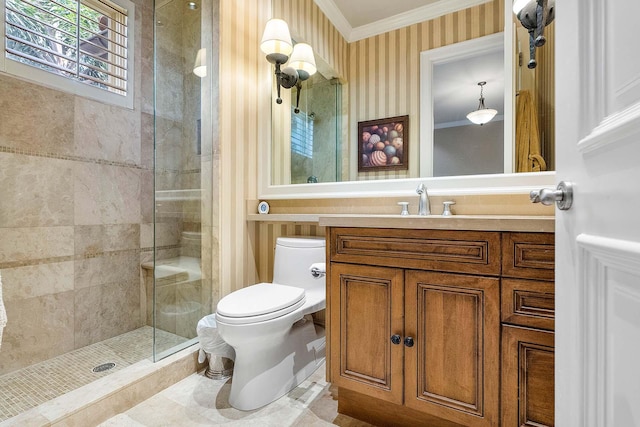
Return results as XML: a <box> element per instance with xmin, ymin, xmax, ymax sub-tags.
<box><xmin>216</xmin><ymin>283</ymin><xmax>306</xmax><ymax>325</ymax></box>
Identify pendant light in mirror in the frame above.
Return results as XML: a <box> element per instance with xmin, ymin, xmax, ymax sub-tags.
<box><xmin>466</xmin><ymin>81</ymin><xmax>497</xmax><ymax>126</ymax></box>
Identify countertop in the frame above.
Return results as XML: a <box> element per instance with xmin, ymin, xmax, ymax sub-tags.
<box><xmin>318</xmin><ymin>214</ymin><xmax>554</xmax><ymax>232</ymax></box>
<box><xmin>247</xmin><ymin>213</ymin><xmax>554</xmax><ymax>232</ymax></box>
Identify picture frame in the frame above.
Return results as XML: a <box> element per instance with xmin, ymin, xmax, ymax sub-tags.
<box><xmin>358</xmin><ymin>115</ymin><xmax>408</xmax><ymax>172</ymax></box>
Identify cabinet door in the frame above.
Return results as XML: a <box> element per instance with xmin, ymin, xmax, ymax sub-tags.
<box><xmin>404</xmin><ymin>270</ymin><xmax>500</xmax><ymax>427</ymax></box>
<box><xmin>329</xmin><ymin>262</ymin><xmax>404</xmax><ymax>404</ymax></box>
<box><xmin>502</xmin><ymin>325</ymin><xmax>555</xmax><ymax>427</ymax></box>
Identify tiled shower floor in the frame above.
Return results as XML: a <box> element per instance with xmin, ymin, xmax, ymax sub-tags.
<box><xmin>0</xmin><ymin>326</ymin><xmax>187</xmax><ymax>421</ymax></box>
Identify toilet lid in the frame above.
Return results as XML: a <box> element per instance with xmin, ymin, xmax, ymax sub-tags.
<box><xmin>216</xmin><ymin>283</ymin><xmax>305</xmax><ymax>324</ymax></box>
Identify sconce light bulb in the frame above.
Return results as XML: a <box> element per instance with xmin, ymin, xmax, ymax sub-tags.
<box><xmin>512</xmin><ymin>0</ymin><xmax>530</xmax><ymax>15</ymax></box>
<box><xmin>288</xmin><ymin>43</ymin><xmax>316</xmax><ymax>80</ymax></box>
<box><xmin>193</xmin><ymin>48</ymin><xmax>206</xmax><ymax>77</ymax></box>
<box><xmin>261</xmin><ymin>19</ymin><xmax>293</xmax><ymax>59</ymax></box>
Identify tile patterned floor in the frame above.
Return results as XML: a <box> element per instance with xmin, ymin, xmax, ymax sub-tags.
<box><xmin>0</xmin><ymin>327</ymin><xmax>187</xmax><ymax>421</ymax></box>
<box><xmin>99</xmin><ymin>362</ymin><xmax>374</xmax><ymax>427</ymax></box>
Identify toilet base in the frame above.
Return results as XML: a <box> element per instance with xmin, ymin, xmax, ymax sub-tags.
<box><xmin>228</xmin><ymin>315</ymin><xmax>326</xmax><ymax>411</ymax></box>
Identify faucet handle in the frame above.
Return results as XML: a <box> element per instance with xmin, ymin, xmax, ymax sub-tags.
<box><xmin>397</xmin><ymin>202</ymin><xmax>410</xmax><ymax>216</ymax></box>
<box><xmin>442</xmin><ymin>201</ymin><xmax>455</xmax><ymax>216</ymax></box>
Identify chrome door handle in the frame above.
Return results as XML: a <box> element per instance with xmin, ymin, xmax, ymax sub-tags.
<box><xmin>530</xmin><ymin>181</ymin><xmax>574</xmax><ymax>210</ymax></box>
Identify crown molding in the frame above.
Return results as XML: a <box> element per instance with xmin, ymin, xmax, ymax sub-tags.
<box><xmin>315</xmin><ymin>0</ymin><xmax>493</xmax><ymax>43</ymax></box>
<box><xmin>313</xmin><ymin>0</ymin><xmax>353</xmax><ymax>41</ymax></box>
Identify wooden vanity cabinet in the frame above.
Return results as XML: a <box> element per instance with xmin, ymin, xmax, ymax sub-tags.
<box><xmin>329</xmin><ymin>262</ymin><xmax>405</xmax><ymax>405</ymax></box>
<box><xmin>500</xmin><ymin>232</ymin><xmax>555</xmax><ymax>427</ymax></box>
<box><xmin>403</xmin><ymin>270</ymin><xmax>500</xmax><ymax>427</ymax></box>
<box><xmin>327</xmin><ymin>227</ymin><xmax>556</xmax><ymax>427</ymax></box>
<box><xmin>328</xmin><ymin>227</ymin><xmax>502</xmax><ymax>427</ymax></box>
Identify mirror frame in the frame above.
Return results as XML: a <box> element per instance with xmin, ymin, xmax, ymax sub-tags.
<box><xmin>258</xmin><ymin>3</ymin><xmax>555</xmax><ymax>200</ymax></box>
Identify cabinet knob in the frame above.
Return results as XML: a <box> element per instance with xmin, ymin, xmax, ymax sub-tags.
<box><xmin>404</xmin><ymin>336</ymin><xmax>414</xmax><ymax>347</ymax></box>
<box><xmin>390</xmin><ymin>334</ymin><xmax>401</xmax><ymax>345</ymax></box>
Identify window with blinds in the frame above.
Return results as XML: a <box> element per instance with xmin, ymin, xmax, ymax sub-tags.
<box><xmin>1</xmin><ymin>0</ymin><xmax>134</xmax><ymax>107</ymax></box>
<box><xmin>291</xmin><ymin>108</ymin><xmax>314</xmax><ymax>158</ymax></box>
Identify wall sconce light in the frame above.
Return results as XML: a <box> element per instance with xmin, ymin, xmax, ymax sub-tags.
<box><xmin>466</xmin><ymin>81</ymin><xmax>497</xmax><ymax>126</ymax></box>
<box><xmin>288</xmin><ymin>42</ymin><xmax>316</xmax><ymax>113</ymax></box>
<box><xmin>261</xmin><ymin>18</ymin><xmax>316</xmax><ymax>111</ymax></box>
<box><xmin>193</xmin><ymin>48</ymin><xmax>206</xmax><ymax>77</ymax></box>
<box><xmin>513</xmin><ymin>0</ymin><xmax>555</xmax><ymax>69</ymax></box>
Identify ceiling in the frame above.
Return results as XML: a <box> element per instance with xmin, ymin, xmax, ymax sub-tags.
<box><xmin>316</xmin><ymin>0</ymin><xmax>492</xmax><ymax>42</ymax></box>
<box><xmin>332</xmin><ymin>0</ymin><xmax>440</xmax><ymax>28</ymax></box>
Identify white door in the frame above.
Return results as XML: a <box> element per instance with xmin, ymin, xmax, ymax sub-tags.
<box><xmin>555</xmin><ymin>0</ymin><xmax>640</xmax><ymax>426</ymax></box>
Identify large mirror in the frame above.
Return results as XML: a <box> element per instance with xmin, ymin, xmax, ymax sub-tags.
<box><xmin>261</xmin><ymin>0</ymin><xmax>555</xmax><ymax>198</ymax></box>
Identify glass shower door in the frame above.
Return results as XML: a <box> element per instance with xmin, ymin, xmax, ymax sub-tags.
<box><xmin>152</xmin><ymin>0</ymin><xmax>217</xmax><ymax>360</ymax></box>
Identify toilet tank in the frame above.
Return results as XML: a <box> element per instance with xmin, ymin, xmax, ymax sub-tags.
<box><xmin>272</xmin><ymin>237</ymin><xmax>325</xmax><ymax>291</ymax></box>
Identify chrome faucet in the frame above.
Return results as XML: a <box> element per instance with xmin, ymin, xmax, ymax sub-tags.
<box><xmin>416</xmin><ymin>183</ymin><xmax>430</xmax><ymax>216</ymax></box>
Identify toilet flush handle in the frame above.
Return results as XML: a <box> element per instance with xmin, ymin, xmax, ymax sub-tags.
<box><xmin>309</xmin><ymin>263</ymin><xmax>326</xmax><ymax>278</ymax></box>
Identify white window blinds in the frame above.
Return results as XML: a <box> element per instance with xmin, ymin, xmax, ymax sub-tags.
<box><xmin>291</xmin><ymin>108</ymin><xmax>314</xmax><ymax>158</ymax></box>
<box><xmin>4</xmin><ymin>0</ymin><xmax>128</xmax><ymax>95</ymax></box>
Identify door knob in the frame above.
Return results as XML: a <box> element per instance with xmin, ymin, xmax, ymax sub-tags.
<box><xmin>530</xmin><ymin>181</ymin><xmax>573</xmax><ymax>210</ymax></box>
<box><xmin>390</xmin><ymin>334</ymin><xmax>401</xmax><ymax>345</ymax></box>
<box><xmin>404</xmin><ymin>336</ymin><xmax>414</xmax><ymax>347</ymax></box>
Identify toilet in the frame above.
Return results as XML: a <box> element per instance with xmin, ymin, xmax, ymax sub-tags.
<box><xmin>214</xmin><ymin>236</ymin><xmax>327</xmax><ymax>411</ymax></box>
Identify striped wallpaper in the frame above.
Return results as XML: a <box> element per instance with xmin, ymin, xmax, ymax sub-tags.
<box><xmin>537</xmin><ymin>22</ymin><xmax>555</xmax><ymax>171</ymax></box>
<box><xmin>219</xmin><ymin>0</ymin><xmax>518</xmax><ymax>293</ymax></box>
<box><xmin>218</xmin><ymin>0</ymin><xmax>346</xmax><ymax>291</ymax></box>
<box><xmin>273</xmin><ymin>0</ymin><xmax>349</xmax><ymax>81</ymax></box>
<box><xmin>218</xmin><ymin>0</ymin><xmax>269</xmax><ymax>294</ymax></box>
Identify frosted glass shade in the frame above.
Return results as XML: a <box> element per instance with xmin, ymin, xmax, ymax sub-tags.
<box><xmin>193</xmin><ymin>48</ymin><xmax>206</xmax><ymax>77</ymax></box>
<box><xmin>260</xmin><ymin>19</ymin><xmax>293</xmax><ymax>57</ymax></box>
<box><xmin>512</xmin><ymin>0</ymin><xmax>531</xmax><ymax>14</ymax></box>
<box><xmin>467</xmin><ymin>108</ymin><xmax>498</xmax><ymax>125</ymax></box>
<box><xmin>288</xmin><ymin>43</ymin><xmax>316</xmax><ymax>79</ymax></box>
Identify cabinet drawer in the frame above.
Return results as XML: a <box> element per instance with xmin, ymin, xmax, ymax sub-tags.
<box><xmin>501</xmin><ymin>326</ymin><xmax>554</xmax><ymax>427</ymax></box>
<box><xmin>502</xmin><ymin>233</ymin><xmax>554</xmax><ymax>280</ymax></box>
<box><xmin>330</xmin><ymin>227</ymin><xmax>501</xmax><ymax>276</ymax></box>
<box><xmin>501</xmin><ymin>278</ymin><xmax>554</xmax><ymax>331</ymax></box>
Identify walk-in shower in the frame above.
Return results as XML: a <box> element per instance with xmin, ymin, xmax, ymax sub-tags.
<box><xmin>0</xmin><ymin>0</ymin><xmax>217</xmax><ymax>421</ymax></box>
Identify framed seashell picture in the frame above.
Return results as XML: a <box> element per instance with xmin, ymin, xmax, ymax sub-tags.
<box><xmin>358</xmin><ymin>115</ymin><xmax>408</xmax><ymax>172</ymax></box>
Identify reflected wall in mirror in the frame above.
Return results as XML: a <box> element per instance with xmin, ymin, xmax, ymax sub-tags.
<box><xmin>514</xmin><ymin>18</ymin><xmax>555</xmax><ymax>171</ymax></box>
<box><xmin>421</xmin><ymin>33</ymin><xmax>506</xmax><ymax>177</ymax></box>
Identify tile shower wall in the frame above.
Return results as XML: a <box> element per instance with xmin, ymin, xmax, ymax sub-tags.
<box><xmin>0</xmin><ymin>0</ymin><xmax>156</xmax><ymax>375</ymax></box>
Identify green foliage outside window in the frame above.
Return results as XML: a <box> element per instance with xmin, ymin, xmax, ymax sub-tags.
<box><xmin>5</xmin><ymin>0</ymin><xmax>112</xmax><ymax>87</ymax></box>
